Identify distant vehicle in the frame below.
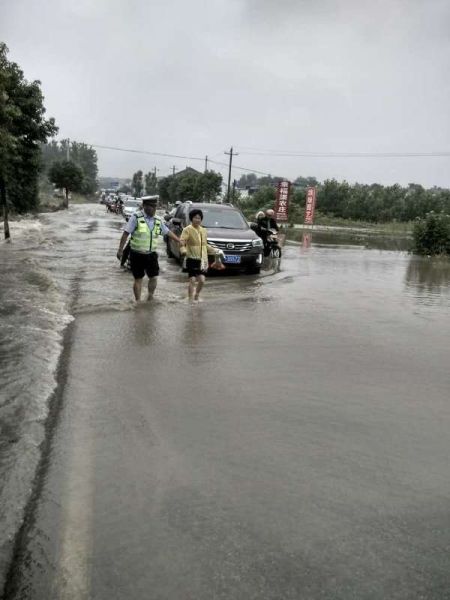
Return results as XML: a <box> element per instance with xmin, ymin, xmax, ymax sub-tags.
<box><xmin>162</xmin><ymin>207</ymin><xmax>176</xmax><ymax>241</ymax></box>
<box><xmin>106</xmin><ymin>196</ymin><xmax>118</xmax><ymax>212</ymax></box>
<box><xmin>166</xmin><ymin>202</ymin><xmax>263</xmax><ymax>274</ymax></box>
<box><xmin>122</xmin><ymin>198</ymin><xmax>142</xmax><ymax>221</ymax></box>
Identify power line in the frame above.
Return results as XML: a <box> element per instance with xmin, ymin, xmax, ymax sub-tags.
<box><xmin>236</xmin><ymin>146</ymin><xmax>450</xmax><ymax>158</ymax></box>
<box><xmin>85</xmin><ymin>142</ymin><xmax>271</xmax><ymax>175</ymax></box>
<box><xmin>87</xmin><ymin>142</ymin><xmax>205</xmax><ymax>162</ymax></box>
<box><xmin>208</xmin><ymin>159</ymin><xmax>271</xmax><ymax>176</ymax></box>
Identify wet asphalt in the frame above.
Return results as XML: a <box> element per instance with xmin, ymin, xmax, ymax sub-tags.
<box><xmin>3</xmin><ymin>209</ymin><xmax>450</xmax><ymax>600</ymax></box>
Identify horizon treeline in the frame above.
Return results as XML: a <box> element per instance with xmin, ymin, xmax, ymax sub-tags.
<box><xmin>237</xmin><ymin>174</ymin><xmax>450</xmax><ymax>223</ymax></box>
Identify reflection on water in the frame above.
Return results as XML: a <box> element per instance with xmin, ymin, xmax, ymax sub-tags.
<box><xmin>405</xmin><ymin>256</ymin><xmax>450</xmax><ymax>293</ymax></box>
<box><xmin>131</xmin><ymin>305</ymin><xmax>160</xmax><ymax>347</ymax></box>
<box><xmin>302</xmin><ymin>232</ymin><xmax>312</xmax><ymax>250</ymax></box>
<box><xmin>261</xmin><ymin>255</ymin><xmax>282</xmax><ymax>273</ymax></box>
<box><xmin>286</xmin><ymin>228</ymin><xmax>412</xmax><ymax>251</ymax></box>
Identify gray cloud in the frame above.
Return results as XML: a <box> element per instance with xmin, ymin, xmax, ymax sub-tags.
<box><xmin>1</xmin><ymin>0</ymin><xmax>450</xmax><ymax>186</ymax></box>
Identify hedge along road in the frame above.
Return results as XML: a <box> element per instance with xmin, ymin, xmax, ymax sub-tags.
<box><xmin>2</xmin><ymin>204</ymin><xmax>450</xmax><ymax>600</ymax></box>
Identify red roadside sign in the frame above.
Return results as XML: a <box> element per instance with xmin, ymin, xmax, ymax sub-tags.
<box><xmin>274</xmin><ymin>180</ymin><xmax>291</xmax><ymax>222</ymax></box>
<box><xmin>304</xmin><ymin>186</ymin><xmax>317</xmax><ymax>225</ymax></box>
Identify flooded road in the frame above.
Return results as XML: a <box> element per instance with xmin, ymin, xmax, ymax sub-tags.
<box><xmin>1</xmin><ymin>205</ymin><xmax>450</xmax><ymax>599</ymax></box>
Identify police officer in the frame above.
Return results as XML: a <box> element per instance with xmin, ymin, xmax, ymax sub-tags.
<box><xmin>117</xmin><ymin>197</ymin><xmax>180</xmax><ymax>301</ymax></box>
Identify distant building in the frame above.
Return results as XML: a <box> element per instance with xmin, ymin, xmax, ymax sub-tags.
<box><xmin>235</xmin><ymin>186</ymin><xmax>259</xmax><ymax>199</ymax></box>
<box><xmin>173</xmin><ymin>167</ymin><xmax>202</xmax><ymax>178</ymax></box>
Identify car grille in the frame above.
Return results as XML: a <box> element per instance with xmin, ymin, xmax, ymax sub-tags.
<box><xmin>208</xmin><ymin>240</ymin><xmax>253</xmax><ymax>252</ymax></box>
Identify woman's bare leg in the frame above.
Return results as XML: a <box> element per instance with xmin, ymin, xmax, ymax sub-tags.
<box><xmin>188</xmin><ymin>277</ymin><xmax>196</xmax><ymax>300</ymax></box>
<box><xmin>194</xmin><ymin>275</ymin><xmax>205</xmax><ymax>300</ymax></box>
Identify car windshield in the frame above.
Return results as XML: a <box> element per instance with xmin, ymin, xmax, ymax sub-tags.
<box><xmin>124</xmin><ymin>200</ymin><xmax>140</xmax><ymax>208</ymax></box>
<box><xmin>200</xmin><ymin>208</ymin><xmax>248</xmax><ymax>230</ymax></box>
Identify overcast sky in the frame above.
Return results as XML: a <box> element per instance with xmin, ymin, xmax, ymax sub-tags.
<box><xmin>2</xmin><ymin>0</ymin><xmax>450</xmax><ymax>186</ymax></box>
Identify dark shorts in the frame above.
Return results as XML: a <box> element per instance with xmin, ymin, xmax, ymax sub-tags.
<box><xmin>129</xmin><ymin>250</ymin><xmax>159</xmax><ymax>279</ymax></box>
<box><xmin>185</xmin><ymin>258</ymin><xmax>206</xmax><ymax>278</ymax></box>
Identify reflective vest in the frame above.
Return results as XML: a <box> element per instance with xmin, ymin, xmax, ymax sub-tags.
<box><xmin>130</xmin><ymin>212</ymin><xmax>162</xmax><ymax>254</ymax></box>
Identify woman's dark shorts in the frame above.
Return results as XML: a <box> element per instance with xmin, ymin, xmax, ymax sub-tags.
<box><xmin>185</xmin><ymin>258</ymin><xmax>206</xmax><ymax>278</ymax></box>
<box><xmin>130</xmin><ymin>250</ymin><xmax>159</xmax><ymax>279</ymax></box>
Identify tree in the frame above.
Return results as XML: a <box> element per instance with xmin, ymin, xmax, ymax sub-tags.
<box><xmin>0</xmin><ymin>43</ymin><xmax>57</xmax><ymax>239</ymax></box>
<box><xmin>243</xmin><ymin>185</ymin><xmax>276</xmax><ymax>215</ymax></box>
<box><xmin>156</xmin><ymin>170</ymin><xmax>222</xmax><ymax>205</ymax></box>
<box><xmin>132</xmin><ymin>170</ymin><xmax>143</xmax><ymax>197</ymax></box>
<box><xmin>48</xmin><ymin>160</ymin><xmax>84</xmax><ymax>208</ymax></box>
<box><xmin>70</xmin><ymin>141</ymin><xmax>98</xmax><ymax>194</ymax></box>
<box><xmin>413</xmin><ymin>212</ymin><xmax>450</xmax><ymax>256</ymax></box>
<box><xmin>237</xmin><ymin>173</ymin><xmax>258</xmax><ymax>188</ymax></box>
<box><xmin>157</xmin><ymin>176</ymin><xmax>170</xmax><ymax>204</ymax></box>
<box><xmin>144</xmin><ymin>171</ymin><xmax>158</xmax><ymax>194</ymax></box>
<box><xmin>199</xmin><ymin>171</ymin><xmax>222</xmax><ymax>202</ymax></box>
<box><xmin>40</xmin><ymin>139</ymin><xmax>98</xmax><ymax>196</ymax></box>
<box><xmin>293</xmin><ymin>176</ymin><xmax>318</xmax><ymax>188</ymax></box>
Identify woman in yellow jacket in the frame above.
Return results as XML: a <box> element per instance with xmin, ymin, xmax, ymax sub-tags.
<box><xmin>180</xmin><ymin>209</ymin><xmax>222</xmax><ymax>301</ymax></box>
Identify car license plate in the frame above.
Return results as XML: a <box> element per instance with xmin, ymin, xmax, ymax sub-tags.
<box><xmin>224</xmin><ymin>254</ymin><xmax>241</xmax><ymax>264</ymax></box>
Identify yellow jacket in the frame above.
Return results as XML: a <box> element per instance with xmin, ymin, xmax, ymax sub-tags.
<box><xmin>180</xmin><ymin>224</ymin><xmax>219</xmax><ymax>260</ymax></box>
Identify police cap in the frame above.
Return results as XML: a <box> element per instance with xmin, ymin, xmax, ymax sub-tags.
<box><xmin>141</xmin><ymin>196</ymin><xmax>158</xmax><ymax>205</ymax></box>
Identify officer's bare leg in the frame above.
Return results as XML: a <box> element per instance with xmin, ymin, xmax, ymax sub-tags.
<box><xmin>147</xmin><ymin>277</ymin><xmax>157</xmax><ymax>299</ymax></box>
<box><xmin>194</xmin><ymin>275</ymin><xmax>205</xmax><ymax>300</ymax></box>
<box><xmin>133</xmin><ymin>278</ymin><xmax>143</xmax><ymax>301</ymax></box>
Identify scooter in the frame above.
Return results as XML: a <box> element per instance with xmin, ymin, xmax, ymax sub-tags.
<box><xmin>264</xmin><ymin>229</ymin><xmax>282</xmax><ymax>258</ymax></box>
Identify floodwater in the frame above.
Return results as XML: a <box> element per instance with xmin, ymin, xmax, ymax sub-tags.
<box><xmin>1</xmin><ymin>205</ymin><xmax>449</xmax><ymax>599</ymax></box>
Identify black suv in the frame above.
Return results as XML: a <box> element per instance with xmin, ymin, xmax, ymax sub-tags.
<box><xmin>166</xmin><ymin>202</ymin><xmax>264</xmax><ymax>274</ymax></box>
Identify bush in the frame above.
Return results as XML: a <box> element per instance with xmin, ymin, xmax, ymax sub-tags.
<box><xmin>413</xmin><ymin>212</ymin><xmax>450</xmax><ymax>255</ymax></box>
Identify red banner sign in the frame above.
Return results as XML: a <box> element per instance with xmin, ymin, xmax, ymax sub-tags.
<box><xmin>274</xmin><ymin>180</ymin><xmax>291</xmax><ymax>222</ymax></box>
<box><xmin>304</xmin><ymin>186</ymin><xmax>317</xmax><ymax>225</ymax></box>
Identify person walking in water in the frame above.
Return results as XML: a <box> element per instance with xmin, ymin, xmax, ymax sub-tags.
<box><xmin>117</xmin><ymin>196</ymin><xmax>180</xmax><ymax>301</ymax></box>
<box><xmin>180</xmin><ymin>209</ymin><xmax>222</xmax><ymax>301</ymax></box>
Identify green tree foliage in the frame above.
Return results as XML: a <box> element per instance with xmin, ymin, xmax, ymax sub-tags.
<box><xmin>132</xmin><ymin>170</ymin><xmax>144</xmax><ymax>197</ymax></box>
<box><xmin>197</xmin><ymin>171</ymin><xmax>222</xmax><ymax>202</ymax></box>
<box><xmin>315</xmin><ymin>180</ymin><xmax>450</xmax><ymax>223</ymax></box>
<box><xmin>158</xmin><ymin>170</ymin><xmax>222</xmax><ymax>204</ymax></box>
<box><xmin>40</xmin><ymin>139</ymin><xmax>98</xmax><ymax>195</ymax></box>
<box><xmin>293</xmin><ymin>176</ymin><xmax>318</xmax><ymax>188</ymax></box>
<box><xmin>48</xmin><ymin>160</ymin><xmax>84</xmax><ymax>208</ymax></box>
<box><xmin>144</xmin><ymin>171</ymin><xmax>158</xmax><ymax>194</ymax></box>
<box><xmin>413</xmin><ymin>212</ymin><xmax>450</xmax><ymax>256</ymax></box>
<box><xmin>69</xmin><ymin>142</ymin><xmax>98</xmax><ymax>194</ymax></box>
<box><xmin>0</xmin><ymin>43</ymin><xmax>57</xmax><ymax>238</ymax></box>
<box><xmin>237</xmin><ymin>172</ymin><xmax>450</xmax><ymax>224</ymax></box>
<box><xmin>237</xmin><ymin>173</ymin><xmax>285</xmax><ymax>189</ymax></box>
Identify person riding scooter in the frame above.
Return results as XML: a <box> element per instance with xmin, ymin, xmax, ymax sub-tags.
<box><xmin>261</xmin><ymin>209</ymin><xmax>279</xmax><ymax>232</ymax></box>
<box><xmin>255</xmin><ymin>210</ymin><xmax>279</xmax><ymax>256</ymax></box>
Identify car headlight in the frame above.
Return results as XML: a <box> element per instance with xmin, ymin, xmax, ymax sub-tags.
<box><xmin>252</xmin><ymin>238</ymin><xmax>263</xmax><ymax>248</ymax></box>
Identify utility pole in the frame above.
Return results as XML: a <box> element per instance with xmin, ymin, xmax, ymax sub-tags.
<box><xmin>204</xmin><ymin>155</ymin><xmax>208</xmax><ymax>172</ymax></box>
<box><xmin>153</xmin><ymin>166</ymin><xmax>159</xmax><ymax>177</ymax></box>
<box><xmin>224</xmin><ymin>146</ymin><xmax>238</xmax><ymax>203</ymax></box>
<box><xmin>172</xmin><ymin>165</ymin><xmax>176</xmax><ymax>176</ymax></box>
<box><xmin>66</xmin><ymin>138</ymin><xmax>70</xmax><ymax>161</ymax></box>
